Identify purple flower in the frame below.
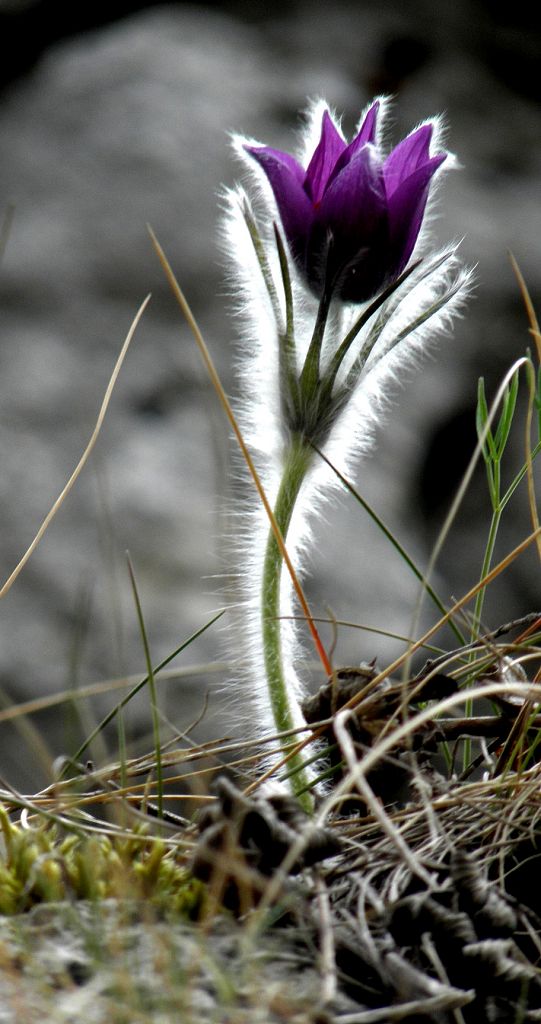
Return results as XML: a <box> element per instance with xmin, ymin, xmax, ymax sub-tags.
<box><xmin>245</xmin><ymin>102</ymin><xmax>447</xmax><ymax>303</ymax></box>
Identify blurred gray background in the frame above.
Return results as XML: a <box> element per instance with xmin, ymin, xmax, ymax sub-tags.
<box><xmin>0</xmin><ymin>0</ymin><xmax>540</xmax><ymax>789</ymax></box>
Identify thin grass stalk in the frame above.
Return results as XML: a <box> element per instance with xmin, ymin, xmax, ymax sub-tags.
<box><xmin>470</xmin><ymin>372</ymin><xmax>519</xmax><ymax>643</ymax></box>
<box><xmin>126</xmin><ymin>554</ymin><xmax>164</xmax><ymax>818</ymax></box>
<box><xmin>148</xmin><ymin>226</ymin><xmax>331</xmax><ymax>679</ymax></box>
<box><xmin>311</xmin><ymin>443</ymin><xmax>465</xmax><ymax>645</ymax></box>
<box><xmin>464</xmin><ymin>360</ymin><xmax>536</xmax><ymax>766</ymax></box>
<box><xmin>404</xmin><ymin>356</ymin><xmax>529</xmax><ymax>681</ymax></box>
<box><xmin>0</xmin><ymin>296</ymin><xmax>151</xmax><ymax>599</ymax></box>
<box><xmin>0</xmin><ymin>662</ymin><xmax>226</xmax><ymax>726</ymax></box>
<box><xmin>510</xmin><ymin>253</ymin><xmax>541</xmax><ymax>365</ymax></box>
<box><xmin>0</xmin><ymin>684</ymin><xmax>55</xmax><ymax>780</ymax></box>
<box><xmin>283</xmin><ymin>614</ymin><xmax>445</xmax><ymax>653</ymax></box>
<box><xmin>68</xmin><ymin>611</ymin><xmax>224</xmax><ymax>769</ymax></box>
<box><xmin>524</xmin><ymin>360</ymin><xmax>541</xmax><ymax>563</ymax></box>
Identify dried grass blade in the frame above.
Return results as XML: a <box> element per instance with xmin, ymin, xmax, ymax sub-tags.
<box><xmin>148</xmin><ymin>225</ymin><xmax>331</xmax><ymax>675</ymax></box>
<box><xmin>0</xmin><ymin>294</ymin><xmax>151</xmax><ymax>598</ymax></box>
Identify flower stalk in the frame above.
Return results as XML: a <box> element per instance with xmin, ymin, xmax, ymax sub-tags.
<box><xmin>261</xmin><ymin>434</ymin><xmax>315</xmax><ymax>809</ymax></box>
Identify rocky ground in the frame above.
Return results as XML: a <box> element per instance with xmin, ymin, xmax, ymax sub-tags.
<box><xmin>2</xmin><ymin>757</ymin><xmax>541</xmax><ymax>1024</ymax></box>
<box><xmin>0</xmin><ymin>900</ymin><xmax>339</xmax><ymax>1024</ymax></box>
<box><xmin>0</xmin><ymin>0</ymin><xmax>540</xmax><ymax>789</ymax></box>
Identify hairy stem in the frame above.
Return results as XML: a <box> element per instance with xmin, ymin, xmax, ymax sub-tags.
<box><xmin>261</xmin><ymin>434</ymin><xmax>315</xmax><ymax>811</ymax></box>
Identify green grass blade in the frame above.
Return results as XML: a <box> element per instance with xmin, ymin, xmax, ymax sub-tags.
<box><xmin>311</xmin><ymin>444</ymin><xmax>466</xmax><ymax>645</ymax></box>
<box><xmin>126</xmin><ymin>553</ymin><xmax>163</xmax><ymax>820</ymax></box>
<box><xmin>68</xmin><ymin>610</ymin><xmax>225</xmax><ymax>770</ymax></box>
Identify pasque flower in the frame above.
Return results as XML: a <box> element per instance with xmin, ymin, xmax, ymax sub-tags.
<box><xmin>245</xmin><ymin>101</ymin><xmax>447</xmax><ymax>303</ymax></box>
<box><xmin>223</xmin><ymin>98</ymin><xmax>469</xmax><ymax>811</ymax></box>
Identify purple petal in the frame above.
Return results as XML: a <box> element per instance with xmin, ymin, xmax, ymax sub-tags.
<box><xmin>304</xmin><ymin>110</ymin><xmax>346</xmax><ymax>204</ymax></box>
<box><xmin>386</xmin><ymin>154</ymin><xmax>447</xmax><ymax>269</ymax></box>
<box><xmin>245</xmin><ymin>145</ymin><xmax>313</xmax><ymax>261</ymax></box>
<box><xmin>326</xmin><ymin>101</ymin><xmax>380</xmax><ymax>190</ymax></box>
<box><xmin>308</xmin><ymin>146</ymin><xmax>388</xmax><ymax>291</ymax></box>
<box><xmin>245</xmin><ymin>144</ymin><xmax>305</xmax><ymax>184</ymax></box>
<box><xmin>353</xmin><ymin>100</ymin><xmax>380</xmax><ymax>147</ymax></box>
<box><xmin>383</xmin><ymin>124</ymin><xmax>438</xmax><ymax>198</ymax></box>
<box><xmin>318</xmin><ymin>144</ymin><xmax>386</xmax><ymax>235</ymax></box>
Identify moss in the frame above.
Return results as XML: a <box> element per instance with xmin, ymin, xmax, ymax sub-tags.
<box><xmin>0</xmin><ymin>804</ymin><xmax>205</xmax><ymax>918</ymax></box>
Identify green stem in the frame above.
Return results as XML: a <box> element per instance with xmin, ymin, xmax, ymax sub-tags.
<box><xmin>463</xmin><ymin>483</ymin><xmax>502</xmax><ymax>771</ymax></box>
<box><xmin>261</xmin><ymin>435</ymin><xmax>314</xmax><ymax>812</ymax></box>
<box><xmin>471</xmin><ymin>505</ymin><xmax>501</xmax><ymax>641</ymax></box>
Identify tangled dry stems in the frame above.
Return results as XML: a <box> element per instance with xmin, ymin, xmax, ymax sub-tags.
<box><xmin>2</xmin><ymin>626</ymin><xmax>541</xmax><ymax>1020</ymax></box>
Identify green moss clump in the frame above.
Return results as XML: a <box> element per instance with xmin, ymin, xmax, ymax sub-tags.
<box><xmin>0</xmin><ymin>804</ymin><xmax>204</xmax><ymax>917</ymax></box>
